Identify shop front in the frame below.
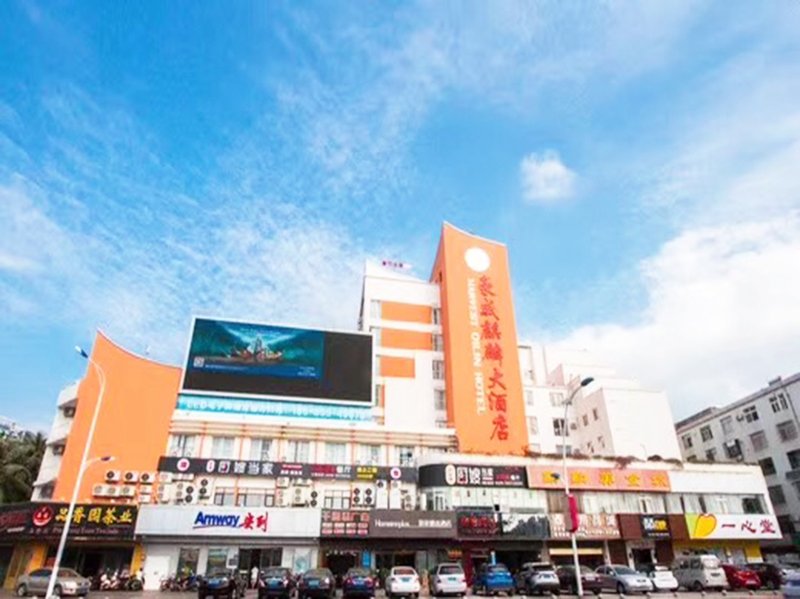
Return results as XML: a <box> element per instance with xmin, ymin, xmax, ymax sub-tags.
<box><xmin>135</xmin><ymin>505</ymin><xmax>320</xmax><ymax>590</ymax></box>
<box><xmin>673</xmin><ymin>513</ymin><xmax>782</xmax><ymax>565</ymax></box>
<box><xmin>618</xmin><ymin>514</ymin><xmax>680</xmax><ymax>569</ymax></box>
<box><xmin>546</xmin><ymin>513</ymin><xmax>622</xmax><ymax>568</ymax></box>
<box><xmin>0</xmin><ymin>502</ymin><xmax>139</xmax><ymax>590</ymax></box>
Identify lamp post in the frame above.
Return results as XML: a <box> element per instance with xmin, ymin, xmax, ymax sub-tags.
<box><xmin>45</xmin><ymin>346</ymin><xmax>111</xmax><ymax>599</ymax></box>
<box><xmin>561</xmin><ymin>376</ymin><xmax>594</xmax><ymax>597</ymax></box>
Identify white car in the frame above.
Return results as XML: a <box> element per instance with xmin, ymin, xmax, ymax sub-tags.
<box><xmin>385</xmin><ymin>567</ymin><xmax>421</xmax><ymax>598</ymax></box>
<box><xmin>644</xmin><ymin>566</ymin><xmax>679</xmax><ymax>592</ymax></box>
<box><xmin>430</xmin><ymin>563</ymin><xmax>467</xmax><ymax>597</ymax></box>
<box><xmin>782</xmin><ymin>573</ymin><xmax>800</xmax><ymax>598</ymax></box>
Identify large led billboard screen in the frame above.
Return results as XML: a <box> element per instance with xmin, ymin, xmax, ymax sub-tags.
<box><xmin>181</xmin><ymin>318</ymin><xmax>373</xmax><ymax>404</ymax></box>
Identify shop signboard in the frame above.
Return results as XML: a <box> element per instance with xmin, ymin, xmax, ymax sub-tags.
<box><xmin>549</xmin><ymin>513</ymin><xmax>620</xmax><ymax>540</ymax></box>
<box><xmin>641</xmin><ymin>515</ymin><xmax>671</xmax><ymax>539</ymax></box>
<box><xmin>181</xmin><ymin>317</ymin><xmax>373</xmax><ymax>405</ymax></box>
<box><xmin>158</xmin><ymin>456</ymin><xmax>416</xmax><ymax>483</ymax></box>
<box><xmin>684</xmin><ymin>513</ymin><xmax>782</xmax><ymax>540</ymax></box>
<box><xmin>0</xmin><ymin>503</ymin><xmax>33</xmax><ymax>536</ymax></box>
<box><xmin>526</xmin><ymin>465</ymin><xmax>670</xmax><ymax>493</ymax></box>
<box><xmin>135</xmin><ymin>505</ymin><xmax>321</xmax><ymax>538</ymax></box>
<box><xmin>320</xmin><ymin>510</ymin><xmax>370</xmax><ymax>537</ymax></box>
<box><xmin>500</xmin><ymin>512</ymin><xmax>550</xmax><ymax>539</ymax></box>
<box><xmin>369</xmin><ymin>510</ymin><xmax>455</xmax><ymax>538</ymax></box>
<box><xmin>3</xmin><ymin>503</ymin><xmax>138</xmax><ymax>539</ymax></box>
<box><xmin>418</xmin><ymin>464</ymin><xmax>526</xmax><ymax>488</ymax></box>
<box><xmin>457</xmin><ymin>510</ymin><xmax>500</xmax><ymax>537</ymax></box>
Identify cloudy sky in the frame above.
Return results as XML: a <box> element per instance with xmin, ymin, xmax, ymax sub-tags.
<box><xmin>1</xmin><ymin>1</ymin><xmax>799</xmax><ymax>430</ymax></box>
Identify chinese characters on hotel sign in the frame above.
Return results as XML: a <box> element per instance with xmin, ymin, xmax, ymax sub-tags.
<box><xmin>526</xmin><ymin>466</ymin><xmax>671</xmax><ymax>492</ymax></box>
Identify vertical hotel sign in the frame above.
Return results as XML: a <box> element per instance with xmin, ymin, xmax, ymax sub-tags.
<box><xmin>431</xmin><ymin>223</ymin><xmax>528</xmax><ymax>455</ymax></box>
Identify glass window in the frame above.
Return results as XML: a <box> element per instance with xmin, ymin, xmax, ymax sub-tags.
<box><xmin>771</xmin><ymin>395</ymin><xmax>789</xmax><ymax>413</ymax></box>
<box><xmin>432</xmin><ymin>308</ymin><xmax>441</xmax><ymax>325</ymax></box>
<box><xmin>788</xmin><ymin>449</ymin><xmax>800</xmax><ymax>470</ymax></box>
<box><xmin>705</xmin><ymin>448</ymin><xmax>717</xmax><ymax>461</ymax></box>
<box><xmin>743</xmin><ymin>406</ymin><xmax>759</xmax><ymax>423</ymax></box>
<box><xmin>750</xmin><ymin>430</ymin><xmax>768</xmax><ymax>452</ymax></box>
<box><xmin>434</xmin><ymin>389</ymin><xmax>446</xmax><ymax>410</ymax></box>
<box><xmin>592</xmin><ymin>408</ymin><xmax>599</xmax><ymax>421</ymax></box>
<box><xmin>553</xmin><ymin>418</ymin><xmax>568</xmax><ymax>437</ymax></box>
<box><xmin>177</xmin><ymin>548</ymin><xmax>200</xmax><ymax>577</ymax></box>
<box><xmin>397</xmin><ymin>445</ymin><xmax>414</xmax><ymax>466</ymax></box>
<box><xmin>778</xmin><ymin>515</ymin><xmax>796</xmax><ymax>535</ymax></box>
<box><xmin>211</xmin><ymin>436</ymin><xmax>235</xmax><ymax>458</ymax></box>
<box><xmin>432</xmin><ymin>360</ymin><xmax>444</xmax><ymax>380</ymax></box>
<box><xmin>759</xmin><ymin>457</ymin><xmax>777</xmax><ymax>475</ymax></box>
<box><xmin>769</xmin><ymin>485</ymin><xmax>787</xmax><ymax>505</ymax></box>
<box><xmin>323</xmin><ymin>490</ymin><xmax>350</xmax><ymax>509</ymax></box>
<box><xmin>371</xmin><ymin>327</ymin><xmax>381</xmax><ymax>346</ymax></box>
<box><xmin>375</xmin><ymin>383</ymin><xmax>383</xmax><ymax>405</ymax></box>
<box><xmin>741</xmin><ymin>495</ymin><xmax>764</xmax><ymax>514</ymax></box>
<box><xmin>286</xmin><ymin>440</ymin><xmax>310</xmax><ymax>463</ymax></box>
<box><xmin>207</xmin><ymin>548</ymin><xmax>229</xmax><ymax>573</ymax></box>
<box><xmin>237</xmin><ymin>490</ymin><xmax>265</xmax><ymax>507</ymax></box>
<box><xmin>597</xmin><ymin>435</ymin><xmax>605</xmax><ymax>448</ymax></box>
<box><xmin>370</xmin><ymin>300</ymin><xmax>381</xmax><ymax>318</ymax></box>
<box><xmin>700</xmin><ymin>426</ymin><xmax>713</xmax><ymax>442</ymax></box>
<box><xmin>249</xmin><ymin>438</ymin><xmax>273</xmax><ymax>462</ymax></box>
<box><xmin>357</xmin><ymin>444</ymin><xmax>381</xmax><ymax>465</ymax></box>
<box><xmin>213</xmin><ymin>488</ymin><xmax>235</xmax><ymax>506</ymax></box>
<box><xmin>723</xmin><ymin>439</ymin><xmax>743</xmax><ymax>460</ymax></box>
<box><xmin>582</xmin><ymin>414</ymin><xmax>589</xmax><ymax>427</ymax></box>
<box><xmin>793</xmin><ymin>480</ymin><xmax>800</xmax><ymax>500</ymax></box>
<box><xmin>527</xmin><ymin>417</ymin><xmax>538</xmax><ymax>435</ymax></box>
<box><xmin>721</xmin><ymin>416</ymin><xmax>734</xmax><ymax>435</ymax></box>
<box><xmin>778</xmin><ymin>420</ymin><xmax>799</xmax><ymax>442</ymax></box>
<box><xmin>325</xmin><ymin>442</ymin><xmax>347</xmax><ymax>463</ymax></box>
<box><xmin>168</xmin><ymin>434</ymin><xmax>198</xmax><ymax>458</ymax></box>
<box><xmin>432</xmin><ymin>334</ymin><xmax>444</xmax><ymax>352</ymax></box>
<box><xmin>435</xmin><ymin>419</ymin><xmax>448</xmax><ymax>428</ymax></box>
<box><xmin>525</xmin><ymin>390</ymin><xmax>534</xmax><ymax>406</ymax></box>
<box><xmin>549</xmin><ymin>392</ymin><xmax>565</xmax><ymax>407</ymax></box>
<box><xmin>555</xmin><ymin>444</ymin><xmax>573</xmax><ymax>456</ymax></box>
<box><xmin>682</xmin><ymin>434</ymin><xmax>694</xmax><ymax>449</ymax></box>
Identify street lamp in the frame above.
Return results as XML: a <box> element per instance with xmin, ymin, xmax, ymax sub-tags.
<box><xmin>561</xmin><ymin>376</ymin><xmax>594</xmax><ymax>597</ymax></box>
<box><xmin>45</xmin><ymin>346</ymin><xmax>111</xmax><ymax>599</ymax></box>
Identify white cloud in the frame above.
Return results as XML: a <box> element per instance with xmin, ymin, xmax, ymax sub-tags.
<box><xmin>520</xmin><ymin>151</ymin><xmax>576</xmax><ymax>203</ymax></box>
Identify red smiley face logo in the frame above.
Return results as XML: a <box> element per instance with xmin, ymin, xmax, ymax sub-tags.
<box><xmin>32</xmin><ymin>506</ymin><xmax>54</xmax><ymax>528</ymax></box>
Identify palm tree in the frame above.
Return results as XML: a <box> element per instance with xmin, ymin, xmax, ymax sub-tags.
<box><xmin>0</xmin><ymin>432</ymin><xmax>47</xmax><ymax>504</ymax></box>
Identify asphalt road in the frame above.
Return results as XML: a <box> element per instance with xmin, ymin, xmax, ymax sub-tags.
<box><xmin>0</xmin><ymin>592</ymin><xmax>784</xmax><ymax>599</ymax></box>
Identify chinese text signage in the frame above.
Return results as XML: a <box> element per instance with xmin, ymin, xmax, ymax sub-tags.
<box><xmin>457</xmin><ymin>510</ymin><xmax>500</xmax><ymax>537</ymax></box>
<box><xmin>685</xmin><ymin>513</ymin><xmax>781</xmax><ymax>540</ymax></box>
<box><xmin>419</xmin><ymin>464</ymin><xmax>526</xmax><ymax>488</ymax></box>
<box><xmin>549</xmin><ymin>513</ymin><xmax>620</xmax><ymax>540</ymax></box>
<box><xmin>369</xmin><ymin>510</ymin><xmax>456</xmax><ymax>538</ymax></box>
<box><xmin>641</xmin><ymin>515</ymin><xmax>671</xmax><ymax>539</ymax></box>
<box><xmin>526</xmin><ymin>465</ymin><xmax>671</xmax><ymax>493</ymax></box>
<box><xmin>320</xmin><ymin>510</ymin><xmax>370</xmax><ymax>537</ymax></box>
<box><xmin>11</xmin><ymin>503</ymin><xmax>138</xmax><ymax>540</ymax></box>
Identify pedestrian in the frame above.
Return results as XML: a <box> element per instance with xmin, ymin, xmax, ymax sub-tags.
<box><xmin>251</xmin><ymin>565</ymin><xmax>259</xmax><ymax>589</ymax></box>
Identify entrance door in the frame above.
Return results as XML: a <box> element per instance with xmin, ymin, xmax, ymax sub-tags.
<box><xmin>632</xmin><ymin>548</ymin><xmax>654</xmax><ymax>570</ymax></box>
<box><xmin>144</xmin><ymin>556</ymin><xmax>171</xmax><ymax>591</ymax></box>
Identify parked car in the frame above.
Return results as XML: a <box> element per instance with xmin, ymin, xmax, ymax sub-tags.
<box><xmin>746</xmin><ymin>562</ymin><xmax>786</xmax><ymax>590</ymax></box>
<box><xmin>430</xmin><ymin>563</ymin><xmax>467</xmax><ymax>597</ymax></box>
<box><xmin>721</xmin><ymin>564</ymin><xmax>761</xmax><ymax>590</ymax></box>
<box><xmin>258</xmin><ymin>567</ymin><xmax>296</xmax><ymax>599</ymax></box>
<box><xmin>555</xmin><ymin>566</ymin><xmax>603</xmax><ymax>596</ymax></box>
<box><xmin>298</xmin><ymin>569</ymin><xmax>335</xmax><ymax>599</ymax></box>
<box><xmin>17</xmin><ymin>568</ymin><xmax>91</xmax><ymax>597</ymax></box>
<box><xmin>197</xmin><ymin>569</ymin><xmax>246</xmax><ymax>599</ymax></box>
<box><xmin>672</xmin><ymin>555</ymin><xmax>728</xmax><ymax>591</ymax></box>
<box><xmin>473</xmin><ymin>563</ymin><xmax>515</xmax><ymax>596</ymax></box>
<box><xmin>385</xmin><ymin>567</ymin><xmax>420</xmax><ymax>598</ymax></box>
<box><xmin>514</xmin><ymin>563</ymin><xmax>560</xmax><ymax>595</ymax></box>
<box><xmin>782</xmin><ymin>573</ymin><xmax>800</xmax><ymax>598</ymax></box>
<box><xmin>342</xmin><ymin>568</ymin><xmax>376</xmax><ymax>599</ymax></box>
<box><xmin>638</xmin><ymin>565</ymin><xmax>679</xmax><ymax>592</ymax></box>
<box><xmin>595</xmin><ymin>565</ymin><xmax>653</xmax><ymax>595</ymax></box>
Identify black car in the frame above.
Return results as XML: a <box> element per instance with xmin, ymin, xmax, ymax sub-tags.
<box><xmin>342</xmin><ymin>568</ymin><xmax>376</xmax><ymax>599</ymax></box>
<box><xmin>298</xmin><ymin>569</ymin><xmax>336</xmax><ymax>599</ymax></box>
<box><xmin>258</xmin><ymin>568</ymin><xmax>296</xmax><ymax>599</ymax></box>
<box><xmin>198</xmin><ymin>570</ymin><xmax>247</xmax><ymax>599</ymax></box>
<box><xmin>555</xmin><ymin>566</ymin><xmax>603</xmax><ymax>596</ymax></box>
<box><xmin>745</xmin><ymin>563</ymin><xmax>785</xmax><ymax>590</ymax></box>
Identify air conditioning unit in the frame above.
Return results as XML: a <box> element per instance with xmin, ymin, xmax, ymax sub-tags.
<box><xmin>198</xmin><ymin>480</ymin><xmax>212</xmax><ymax>500</ymax></box>
<box><xmin>157</xmin><ymin>487</ymin><xmax>171</xmax><ymax>503</ymax></box>
<box><xmin>104</xmin><ymin>485</ymin><xmax>119</xmax><ymax>497</ymax></box>
<box><xmin>92</xmin><ymin>484</ymin><xmax>107</xmax><ymax>497</ymax></box>
<box><xmin>183</xmin><ymin>491</ymin><xmax>197</xmax><ymax>504</ymax></box>
<box><xmin>158</xmin><ymin>472</ymin><xmax>173</xmax><ymax>483</ymax></box>
<box><xmin>276</xmin><ymin>477</ymin><xmax>290</xmax><ymax>488</ymax></box>
<box><xmin>401</xmin><ymin>495</ymin><xmax>414</xmax><ymax>511</ymax></box>
<box><xmin>309</xmin><ymin>490</ymin><xmax>319</xmax><ymax>508</ymax></box>
<box><xmin>140</xmin><ymin>472</ymin><xmax>156</xmax><ymax>485</ymax></box>
<box><xmin>275</xmin><ymin>490</ymin><xmax>289</xmax><ymax>507</ymax></box>
<box><xmin>138</xmin><ymin>486</ymin><xmax>152</xmax><ymax>497</ymax></box>
<box><xmin>376</xmin><ymin>480</ymin><xmax>387</xmax><ymax>489</ymax></box>
<box><xmin>123</xmin><ymin>471</ymin><xmax>139</xmax><ymax>483</ymax></box>
<box><xmin>390</xmin><ymin>480</ymin><xmax>402</xmax><ymax>489</ymax></box>
<box><xmin>139</xmin><ymin>495</ymin><xmax>152</xmax><ymax>504</ymax></box>
<box><xmin>105</xmin><ymin>470</ymin><xmax>121</xmax><ymax>483</ymax></box>
<box><xmin>294</xmin><ymin>478</ymin><xmax>311</xmax><ymax>487</ymax></box>
<box><xmin>119</xmin><ymin>486</ymin><xmax>136</xmax><ymax>498</ymax></box>
<box><xmin>292</xmin><ymin>487</ymin><xmax>309</xmax><ymax>506</ymax></box>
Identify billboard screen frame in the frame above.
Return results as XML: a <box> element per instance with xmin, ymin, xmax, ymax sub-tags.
<box><xmin>180</xmin><ymin>315</ymin><xmax>375</xmax><ymax>407</ymax></box>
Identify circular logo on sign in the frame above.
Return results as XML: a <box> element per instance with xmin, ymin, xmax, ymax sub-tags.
<box><xmin>389</xmin><ymin>467</ymin><xmax>402</xmax><ymax>480</ymax></box>
<box><xmin>176</xmin><ymin>458</ymin><xmax>191</xmax><ymax>472</ymax></box>
<box><xmin>444</xmin><ymin>464</ymin><xmax>457</xmax><ymax>486</ymax></box>
<box><xmin>464</xmin><ymin>247</ymin><xmax>491</xmax><ymax>273</ymax></box>
<box><xmin>205</xmin><ymin>460</ymin><xmax>216</xmax><ymax>473</ymax></box>
<box><xmin>32</xmin><ymin>505</ymin><xmax>54</xmax><ymax>528</ymax></box>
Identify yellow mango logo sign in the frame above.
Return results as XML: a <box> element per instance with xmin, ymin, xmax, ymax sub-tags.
<box><xmin>687</xmin><ymin>513</ymin><xmax>718</xmax><ymax>538</ymax></box>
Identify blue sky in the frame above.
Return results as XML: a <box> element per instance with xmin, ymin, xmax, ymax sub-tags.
<box><xmin>1</xmin><ymin>1</ymin><xmax>799</xmax><ymax>429</ymax></box>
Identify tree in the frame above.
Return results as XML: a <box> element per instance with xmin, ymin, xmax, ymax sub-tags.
<box><xmin>0</xmin><ymin>431</ymin><xmax>46</xmax><ymax>504</ymax></box>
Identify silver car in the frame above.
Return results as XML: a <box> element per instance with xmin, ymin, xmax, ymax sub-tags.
<box><xmin>16</xmin><ymin>568</ymin><xmax>90</xmax><ymax>597</ymax></box>
<box><xmin>595</xmin><ymin>565</ymin><xmax>653</xmax><ymax>595</ymax></box>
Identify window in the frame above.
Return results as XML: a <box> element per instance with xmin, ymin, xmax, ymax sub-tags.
<box><xmin>249</xmin><ymin>438</ymin><xmax>273</xmax><ymax>462</ymax></box>
<box><xmin>549</xmin><ymin>392</ymin><xmax>565</xmax><ymax>407</ymax></box>
<box><xmin>371</xmin><ymin>327</ymin><xmax>381</xmax><ymax>346</ymax></box>
<box><xmin>597</xmin><ymin>435</ymin><xmax>605</xmax><ymax>448</ymax></box>
<box><xmin>213</xmin><ymin>488</ymin><xmax>235</xmax><ymax>506</ymax></box>
<box><xmin>177</xmin><ymin>548</ymin><xmax>200</xmax><ymax>579</ymax></box>
<box><xmin>787</xmin><ymin>449</ymin><xmax>800</xmax><ymax>470</ymax></box>
<box><xmin>743</xmin><ymin>406</ymin><xmax>759</xmax><ymax>423</ymax></box>
<box><xmin>524</xmin><ymin>369</ymin><xmax>534</xmax><ymax>383</ymax></box>
<box><xmin>434</xmin><ymin>389</ymin><xmax>446</xmax><ymax>411</ymax></box>
<box><xmin>236</xmin><ymin>490</ymin><xmax>265</xmax><ymax>507</ymax></box>
<box><xmin>553</xmin><ymin>418</ymin><xmax>568</xmax><ymax>437</ymax></box>
<box><xmin>555</xmin><ymin>445</ymin><xmax>573</xmax><ymax>456</ymax></box>
<box><xmin>793</xmin><ymin>480</ymin><xmax>800</xmax><ymax>500</ymax></box>
<box><xmin>582</xmin><ymin>414</ymin><xmax>589</xmax><ymax>427</ymax></box>
<box><xmin>639</xmin><ymin>496</ymin><xmax>655</xmax><ymax>514</ymax></box>
<box><xmin>527</xmin><ymin>417</ymin><xmax>538</xmax><ymax>435</ymax></box>
<box><xmin>587</xmin><ymin>442</ymin><xmax>595</xmax><ymax>453</ymax></box>
<box><xmin>211</xmin><ymin>436</ymin><xmax>235</xmax><ymax>458</ymax></box>
<box><xmin>432</xmin><ymin>308</ymin><xmax>441</xmax><ymax>325</ymax></box>
<box><xmin>529</xmin><ymin>443</ymin><xmax>542</xmax><ymax>453</ymax></box>
<box><xmin>525</xmin><ymin>390</ymin><xmax>534</xmax><ymax>406</ymax></box>
<box><xmin>396</xmin><ymin>445</ymin><xmax>414</xmax><ymax>466</ymax></box>
<box><xmin>769</xmin><ymin>485</ymin><xmax>787</xmax><ymax>506</ymax></box>
<box><xmin>370</xmin><ymin>299</ymin><xmax>381</xmax><ymax>318</ymax></box>
<box><xmin>592</xmin><ymin>408</ymin><xmax>599</xmax><ymax>421</ymax></box>
<box><xmin>700</xmin><ymin>425</ymin><xmax>713</xmax><ymax>442</ymax></box>
<box><xmin>682</xmin><ymin>434</ymin><xmax>694</xmax><ymax>449</ymax></box>
<box><xmin>778</xmin><ymin>515</ymin><xmax>796</xmax><ymax>535</ymax></box>
<box><xmin>771</xmin><ymin>394</ymin><xmax>790</xmax><ymax>413</ymax></box>
<box><xmin>432</xmin><ymin>360</ymin><xmax>444</xmax><ymax>380</ymax></box>
<box><xmin>759</xmin><ymin>457</ymin><xmax>777</xmax><ymax>475</ymax></box>
<box><xmin>778</xmin><ymin>420</ymin><xmax>799</xmax><ymax>442</ymax></box>
<box><xmin>323</xmin><ymin>490</ymin><xmax>350</xmax><ymax>509</ymax></box>
<box><xmin>721</xmin><ymin>416</ymin><xmax>734</xmax><ymax>435</ymax></box>
<box><xmin>325</xmin><ymin>442</ymin><xmax>347</xmax><ymax>464</ymax></box>
<box><xmin>168</xmin><ymin>434</ymin><xmax>198</xmax><ymax>458</ymax></box>
<box><xmin>723</xmin><ymin>439</ymin><xmax>743</xmax><ymax>460</ymax></box>
<box><xmin>63</xmin><ymin>407</ymin><xmax>76</xmax><ymax>418</ymax></box>
<box><xmin>432</xmin><ymin>334</ymin><xmax>444</xmax><ymax>352</ymax></box>
<box><xmin>286</xmin><ymin>440</ymin><xmax>310</xmax><ymax>463</ymax></box>
<box><xmin>357</xmin><ymin>444</ymin><xmax>380</xmax><ymax>465</ymax></box>
<box><xmin>686</xmin><ymin>455</ymin><xmax>697</xmax><ymax>462</ymax></box>
<box><xmin>742</xmin><ymin>496</ymin><xmax>764</xmax><ymax>514</ymax></box>
<box><xmin>750</xmin><ymin>430</ymin><xmax>768</xmax><ymax>452</ymax></box>
<box><xmin>435</xmin><ymin>419</ymin><xmax>448</xmax><ymax>429</ymax></box>
<box><xmin>705</xmin><ymin>448</ymin><xmax>717</xmax><ymax>462</ymax></box>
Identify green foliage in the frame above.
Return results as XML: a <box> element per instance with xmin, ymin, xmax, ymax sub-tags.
<box><xmin>0</xmin><ymin>431</ymin><xmax>46</xmax><ymax>504</ymax></box>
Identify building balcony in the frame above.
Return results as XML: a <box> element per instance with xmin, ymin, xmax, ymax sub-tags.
<box><xmin>57</xmin><ymin>380</ymin><xmax>79</xmax><ymax>407</ymax></box>
<box><xmin>47</xmin><ymin>418</ymin><xmax>72</xmax><ymax>445</ymax></box>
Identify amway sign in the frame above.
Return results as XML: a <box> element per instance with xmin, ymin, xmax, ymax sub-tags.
<box><xmin>136</xmin><ymin>506</ymin><xmax>321</xmax><ymax>538</ymax></box>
